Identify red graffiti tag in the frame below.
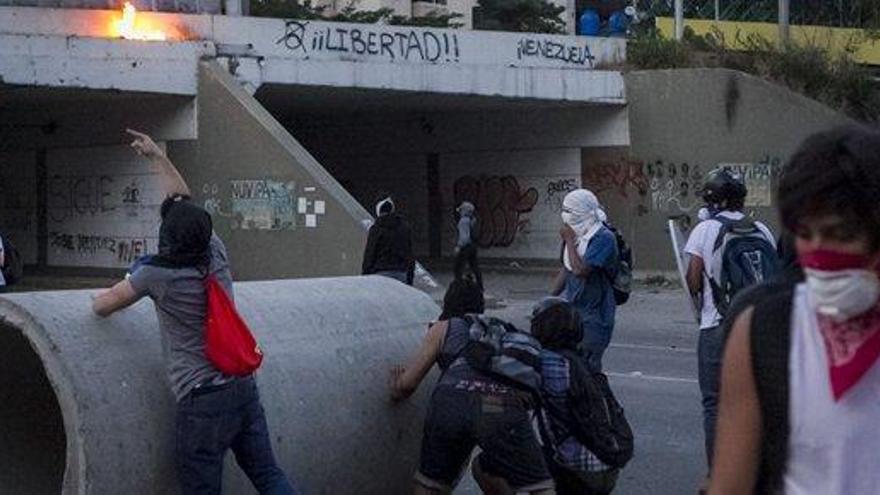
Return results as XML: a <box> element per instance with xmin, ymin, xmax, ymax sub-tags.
<box><xmin>583</xmin><ymin>159</ymin><xmax>648</xmax><ymax>199</ymax></box>
<box><xmin>453</xmin><ymin>175</ymin><xmax>539</xmax><ymax>248</ymax></box>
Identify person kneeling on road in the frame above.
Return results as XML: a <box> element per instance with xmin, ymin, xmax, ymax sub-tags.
<box><xmin>389</xmin><ymin>278</ymin><xmax>555</xmax><ymax>495</ymax></box>
<box><xmin>531</xmin><ymin>297</ymin><xmax>633</xmax><ymax>495</ymax></box>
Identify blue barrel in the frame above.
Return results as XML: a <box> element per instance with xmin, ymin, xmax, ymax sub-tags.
<box><xmin>578</xmin><ymin>9</ymin><xmax>601</xmax><ymax>36</ymax></box>
<box><xmin>609</xmin><ymin>9</ymin><xmax>629</xmax><ymax>33</ymax></box>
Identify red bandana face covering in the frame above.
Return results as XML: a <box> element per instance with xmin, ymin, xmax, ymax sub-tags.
<box><xmin>800</xmin><ymin>250</ymin><xmax>880</xmax><ymax>401</ymax></box>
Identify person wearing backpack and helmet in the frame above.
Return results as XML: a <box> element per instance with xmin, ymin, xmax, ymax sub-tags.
<box><xmin>531</xmin><ymin>297</ymin><xmax>633</xmax><ymax>495</ymax></box>
<box><xmin>684</xmin><ymin>168</ymin><xmax>777</xmax><ymax>474</ymax></box>
<box><xmin>551</xmin><ymin>189</ymin><xmax>619</xmax><ymax>373</ymax></box>
<box><xmin>389</xmin><ymin>278</ymin><xmax>554</xmax><ymax>495</ymax></box>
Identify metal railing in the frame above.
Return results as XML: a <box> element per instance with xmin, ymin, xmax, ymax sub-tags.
<box><xmin>639</xmin><ymin>0</ymin><xmax>880</xmax><ymax>30</ymax></box>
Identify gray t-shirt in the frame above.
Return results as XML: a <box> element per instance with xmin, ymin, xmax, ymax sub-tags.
<box><xmin>129</xmin><ymin>235</ymin><xmax>234</xmax><ymax>401</ymax></box>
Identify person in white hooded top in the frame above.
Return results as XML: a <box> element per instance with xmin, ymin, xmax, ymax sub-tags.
<box><xmin>551</xmin><ymin>189</ymin><xmax>619</xmax><ymax>372</ymax></box>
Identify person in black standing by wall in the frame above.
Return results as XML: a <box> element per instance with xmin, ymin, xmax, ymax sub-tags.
<box><xmin>362</xmin><ymin>196</ymin><xmax>416</xmax><ymax>285</ymax></box>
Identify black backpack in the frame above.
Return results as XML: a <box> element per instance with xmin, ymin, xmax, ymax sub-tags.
<box><xmin>750</xmin><ymin>285</ymin><xmax>796</xmax><ymax>494</ymax></box>
<box><xmin>1</xmin><ymin>235</ymin><xmax>23</xmax><ymax>285</ymax></box>
<box><xmin>461</xmin><ymin>315</ymin><xmax>543</xmax><ymax>396</ymax></box>
<box><xmin>708</xmin><ymin>217</ymin><xmax>780</xmax><ymax>316</ymax></box>
<box><xmin>560</xmin><ymin>349</ymin><xmax>634</xmax><ymax>468</ymax></box>
<box><xmin>605</xmin><ymin>223</ymin><xmax>633</xmax><ymax>306</ymax></box>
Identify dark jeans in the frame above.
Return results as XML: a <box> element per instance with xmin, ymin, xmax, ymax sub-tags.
<box><xmin>454</xmin><ymin>244</ymin><xmax>484</xmax><ymax>291</ymax></box>
<box><xmin>416</xmin><ymin>387</ymin><xmax>551</xmax><ymax>490</ymax></box>
<box><xmin>176</xmin><ymin>377</ymin><xmax>297</xmax><ymax>495</ymax></box>
<box><xmin>549</xmin><ymin>460</ymin><xmax>619</xmax><ymax>495</ymax></box>
<box><xmin>581</xmin><ymin>322</ymin><xmax>613</xmax><ymax>373</ymax></box>
<box><xmin>698</xmin><ymin>325</ymin><xmax>724</xmax><ymax>469</ymax></box>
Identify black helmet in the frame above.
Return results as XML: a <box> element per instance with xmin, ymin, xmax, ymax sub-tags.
<box><xmin>701</xmin><ymin>168</ymin><xmax>747</xmax><ymax>208</ymax></box>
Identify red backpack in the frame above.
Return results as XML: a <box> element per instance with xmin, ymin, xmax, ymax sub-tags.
<box><xmin>204</xmin><ymin>275</ymin><xmax>263</xmax><ymax>376</ymax></box>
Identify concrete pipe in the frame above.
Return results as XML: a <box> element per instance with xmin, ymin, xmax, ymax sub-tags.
<box><xmin>0</xmin><ymin>276</ymin><xmax>439</xmax><ymax>494</ymax></box>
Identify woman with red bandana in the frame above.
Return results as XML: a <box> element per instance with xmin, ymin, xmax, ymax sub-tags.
<box><xmin>709</xmin><ymin>126</ymin><xmax>880</xmax><ymax>495</ymax></box>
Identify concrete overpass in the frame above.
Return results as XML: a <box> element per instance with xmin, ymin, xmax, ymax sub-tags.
<box><xmin>0</xmin><ymin>5</ymin><xmax>629</xmax><ymax>278</ymax></box>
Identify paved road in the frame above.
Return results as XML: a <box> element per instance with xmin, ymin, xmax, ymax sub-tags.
<box><xmin>428</xmin><ymin>270</ymin><xmax>706</xmax><ymax>495</ymax></box>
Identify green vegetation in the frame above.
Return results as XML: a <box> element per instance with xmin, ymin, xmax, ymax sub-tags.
<box><xmin>640</xmin><ymin>0</ymin><xmax>880</xmax><ymax>28</ymax></box>
<box><xmin>473</xmin><ymin>0</ymin><xmax>567</xmax><ymax>34</ymax></box>
<box><xmin>628</xmin><ymin>27</ymin><xmax>880</xmax><ymax>122</ymax></box>
<box><xmin>250</xmin><ymin>0</ymin><xmax>463</xmax><ymax>28</ymax></box>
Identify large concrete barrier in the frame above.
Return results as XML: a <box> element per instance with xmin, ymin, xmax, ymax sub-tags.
<box><xmin>0</xmin><ymin>276</ymin><xmax>439</xmax><ymax>494</ymax></box>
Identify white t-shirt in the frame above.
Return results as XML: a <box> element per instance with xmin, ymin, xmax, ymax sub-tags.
<box><xmin>785</xmin><ymin>284</ymin><xmax>880</xmax><ymax>495</ymax></box>
<box><xmin>684</xmin><ymin>211</ymin><xmax>775</xmax><ymax>329</ymax></box>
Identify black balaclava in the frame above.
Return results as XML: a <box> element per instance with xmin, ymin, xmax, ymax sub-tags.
<box><xmin>147</xmin><ymin>195</ymin><xmax>213</xmax><ymax>269</ymax></box>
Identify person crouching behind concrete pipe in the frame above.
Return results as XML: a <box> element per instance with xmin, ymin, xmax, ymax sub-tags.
<box><xmin>92</xmin><ymin>129</ymin><xmax>298</xmax><ymax>495</ymax></box>
<box><xmin>388</xmin><ymin>278</ymin><xmax>556</xmax><ymax>495</ymax></box>
<box><xmin>530</xmin><ymin>297</ymin><xmax>621</xmax><ymax>495</ymax></box>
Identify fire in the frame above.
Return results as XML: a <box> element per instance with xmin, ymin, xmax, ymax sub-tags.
<box><xmin>113</xmin><ymin>2</ymin><xmax>167</xmax><ymax>41</ymax></box>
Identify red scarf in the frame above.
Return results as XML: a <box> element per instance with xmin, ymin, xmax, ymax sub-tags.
<box><xmin>801</xmin><ymin>250</ymin><xmax>880</xmax><ymax>401</ymax></box>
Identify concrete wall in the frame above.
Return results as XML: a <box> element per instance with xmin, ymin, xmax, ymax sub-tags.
<box><xmin>46</xmin><ymin>146</ymin><xmax>164</xmax><ymax>269</ymax></box>
<box><xmin>168</xmin><ymin>61</ymin><xmax>373</xmax><ymax>280</ymax></box>
<box><xmin>0</xmin><ymin>152</ymin><xmax>38</xmax><ymax>265</ymax></box>
<box><xmin>440</xmin><ymin>149</ymin><xmax>581</xmax><ymax>259</ymax></box>
<box><xmin>0</xmin><ymin>90</ymin><xmax>195</xmax><ymax>271</ymax></box>
<box><xmin>585</xmin><ymin>69</ymin><xmax>854</xmax><ymax>273</ymax></box>
<box><xmin>0</xmin><ymin>146</ymin><xmax>167</xmax><ymax>271</ymax></box>
<box><xmin>285</xmin><ymin>105</ymin><xmax>630</xmax><ymax>259</ymax></box>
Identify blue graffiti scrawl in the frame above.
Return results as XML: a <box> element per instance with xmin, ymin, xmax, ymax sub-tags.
<box><xmin>229</xmin><ymin>179</ymin><xmax>297</xmax><ymax>231</ymax></box>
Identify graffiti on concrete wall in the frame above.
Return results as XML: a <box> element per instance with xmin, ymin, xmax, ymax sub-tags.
<box><xmin>644</xmin><ymin>160</ymin><xmax>705</xmax><ymax>215</ymax></box>
<box><xmin>453</xmin><ymin>175</ymin><xmax>539</xmax><ymax>248</ymax></box>
<box><xmin>202</xmin><ymin>179</ymin><xmax>327</xmax><ymax>230</ymax></box>
<box><xmin>583</xmin><ymin>154</ymin><xmax>783</xmax><ymax>222</ymax></box>
<box><xmin>516</xmin><ymin>37</ymin><xmax>595</xmax><ymax>67</ymax></box>
<box><xmin>718</xmin><ymin>156</ymin><xmax>783</xmax><ymax>207</ymax></box>
<box><xmin>279</xmin><ymin>20</ymin><xmax>461</xmax><ymax>63</ymax></box>
<box><xmin>582</xmin><ymin>157</ymin><xmax>649</xmax><ymax>199</ymax></box>
<box><xmin>49</xmin><ymin>232</ymin><xmax>149</xmax><ymax>264</ymax></box>
<box><xmin>543</xmin><ymin>178</ymin><xmax>578</xmax><ymax>213</ymax></box>
<box><xmin>46</xmin><ymin>145</ymin><xmax>165</xmax><ymax>269</ymax></box>
<box><xmin>273</xmin><ymin>19</ymin><xmax>622</xmax><ymax>70</ymax></box>
<box><xmin>230</xmin><ymin>179</ymin><xmax>297</xmax><ymax>230</ymax></box>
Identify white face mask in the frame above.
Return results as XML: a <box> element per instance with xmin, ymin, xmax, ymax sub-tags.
<box><xmin>561</xmin><ymin>211</ymin><xmax>594</xmax><ymax>238</ymax></box>
<box><xmin>804</xmin><ymin>268</ymin><xmax>880</xmax><ymax>321</ymax></box>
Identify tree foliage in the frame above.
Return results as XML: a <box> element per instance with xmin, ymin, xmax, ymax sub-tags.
<box><xmin>250</xmin><ymin>0</ymin><xmax>463</xmax><ymax>28</ymax></box>
<box><xmin>474</xmin><ymin>0</ymin><xmax>567</xmax><ymax>34</ymax></box>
